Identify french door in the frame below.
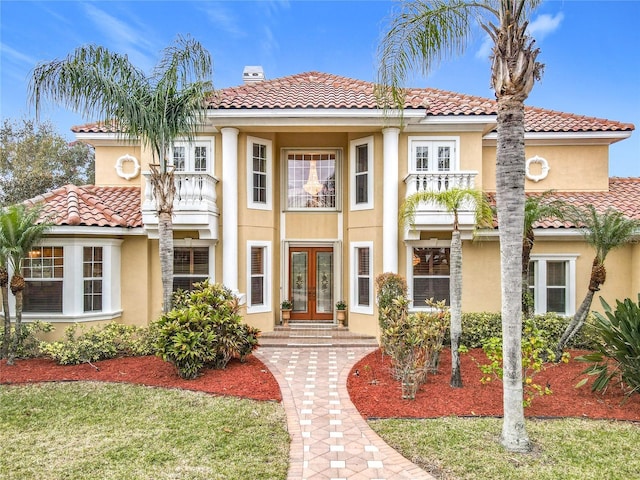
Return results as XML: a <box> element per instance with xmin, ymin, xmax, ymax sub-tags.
<box><xmin>289</xmin><ymin>247</ymin><xmax>333</xmax><ymax>321</ymax></box>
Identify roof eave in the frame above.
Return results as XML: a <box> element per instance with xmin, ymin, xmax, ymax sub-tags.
<box><xmin>483</xmin><ymin>130</ymin><xmax>633</xmax><ymax>146</ymax></box>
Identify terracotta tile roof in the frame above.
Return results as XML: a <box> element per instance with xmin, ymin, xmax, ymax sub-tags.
<box><xmin>488</xmin><ymin>178</ymin><xmax>640</xmax><ymax>229</ymax></box>
<box><xmin>25</xmin><ymin>185</ymin><xmax>142</xmax><ymax>228</ymax></box>
<box><xmin>71</xmin><ymin>71</ymin><xmax>634</xmax><ymax>134</ymax></box>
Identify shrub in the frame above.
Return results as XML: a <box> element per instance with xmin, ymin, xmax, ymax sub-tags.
<box><xmin>153</xmin><ymin>281</ymin><xmax>260</xmax><ymax>379</ymax></box>
<box><xmin>1</xmin><ymin>321</ymin><xmax>54</xmax><ymax>359</ymax></box>
<box><xmin>475</xmin><ymin>319</ymin><xmax>569</xmax><ymax>407</ymax></box>
<box><xmin>40</xmin><ymin>323</ymin><xmax>153</xmax><ymax>365</ymax></box>
<box><xmin>576</xmin><ymin>295</ymin><xmax>640</xmax><ymax>396</ymax></box>
<box><xmin>376</xmin><ymin>272</ymin><xmax>408</xmax><ymax>354</ymax></box>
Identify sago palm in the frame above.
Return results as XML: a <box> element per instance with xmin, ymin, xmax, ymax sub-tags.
<box><xmin>29</xmin><ymin>35</ymin><xmax>213</xmax><ymax>313</ymax></box>
<box><xmin>401</xmin><ymin>187</ymin><xmax>492</xmax><ymax>388</ymax></box>
<box><xmin>379</xmin><ymin>0</ymin><xmax>543</xmax><ymax>451</ymax></box>
<box><xmin>554</xmin><ymin>205</ymin><xmax>640</xmax><ymax>358</ymax></box>
<box><xmin>0</xmin><ymin>204</ymin><xmax>52</xmax><ymax>364</ymax></box>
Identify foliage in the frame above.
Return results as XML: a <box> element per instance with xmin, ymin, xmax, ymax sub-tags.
<box><xmin>474</xmin><ymin>319</ymin><xmax>569</xmax><ymax>407</ymax></box>
<box><xmin>40</xmin><ymin>322</ymin><xmax>153</xmax><ymax>365</ymax></box>
<box><xmin>153</xmin><ymin>281</ymin><xmax>260</xmax><ymax>379</ymax></box>
<box><xmin>576</xmin><ymin>295</ymin><xmax>640</xmax><ymax>396</ymax></box>
<box><xmin>280</xmin><ymin>299</ymin><xmax>292</xmax><ymax>309</ymax></box>
<box><xmin>458</xmin><ymin>311</ymin><xmax>599</xmax><ymax>350</ymax></box>
<box><xmin>379</xmin><ymin>296</ymin><xmax>450</xmax><ymax>400</ymax></box>
<box><xmin>335</xmin><ymin>300</ymin><xmax>347</xmax><ymax>310</ymax></box>
<box><xmin>0</xmin><ymin>119</ymin><xmax>94</xmax><ymax>205</ymax></box>
<box><xmin>0</xmin><ymin>321</ymin><xmax>53</xmax><ymax>358</ymax></box>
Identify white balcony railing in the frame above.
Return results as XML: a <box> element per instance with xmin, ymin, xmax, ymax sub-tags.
<box><xmin>404</xmin><ymin>171</ymin><xmax>478</xmax><ymax>197</ymax></box>
<box><xmin>142</xmin><ymin>171</ymin><xmax>219</xmax><ymax>239</ymax></box>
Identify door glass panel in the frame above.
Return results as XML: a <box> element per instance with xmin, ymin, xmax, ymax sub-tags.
<box><xmin>316</xmin><ymin>252</ymin><xmax>333</xmax><ymax>313</ymax></box>
<box><xmin>291</xmin><ymin>252</ymin><xmax>308</xmax><ymax>313</ymax></box>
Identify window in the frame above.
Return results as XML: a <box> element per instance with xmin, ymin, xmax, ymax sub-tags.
<box><xmin>170</xmin><ymin>138</ymin><xmax>214</xmax><ymax>173</ymax></box>
<box><xmin>173</xmin><ymin>247</ymin><xmax>209</xmax><ymax>292</ymax></box>
<box><xmin>247</xmin><ymin>241</ymin><xmax>271</xmax><ymax>313</ymax></box>
<box><xmin>410</xmin><ymin>247</ymin><xmax>450</xmax><ymax>307</ymax></box>
<box><xmin>350</xmin><ymin>242</ymin><xmax>373</xmax><ymax>314</ymax></box>
<box><xmin>528</xmin><ymin>255</ymin><xmax>577</xmax><ymax>315</ymax></box>
<box><xmin>285</xmin><ymin>151</ymin><xmax>339</xmax><ymax>210</ymax></box>
<box><xmin>17</xmin><ymin>239</ymin><xmax>122</xmax><ymax>322</ymax></box>
<box><xmin>350</xmin><ymin>137</ymin><xmax>373</xmax><ymax>210</ymax></box>
<box><xmin>83</xmin><ymin>247</ymin><xmax>103</xmax><ymax>312</ymax></box>
<box><xmin>247</xmin><ymin>137</ymin><xmax>272</xmax><ymax>210</ymax></box>
<box><xmin>409</xmin><ymin>138</ymin><xmax>458</xmax><ymax>173</ymax></box>
<box><xmin>23</xmin><ymin>246</ymin><xmax>64</xmax><ymax>313</ymax></box>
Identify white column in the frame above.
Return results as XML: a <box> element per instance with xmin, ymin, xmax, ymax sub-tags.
<box><xmin>382</xmin><ymin>127</ymin><xmax>400</xmax><ymax>273</ymax></box>
<box><xmin>221</xmin><ymin>127</ymin><xmax>239</xmax><ymax>290</ymax></box>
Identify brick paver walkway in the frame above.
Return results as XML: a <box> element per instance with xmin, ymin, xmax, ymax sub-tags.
<box><xmin>256</xmin><ymin>347</ymin><xmax>435</xmax><ymax>480</ymax></box>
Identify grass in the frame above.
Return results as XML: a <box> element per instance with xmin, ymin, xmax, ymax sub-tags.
<box><xmin>370</xmin><ymin>417</ymin><xmax>640</xmax><ymax>480</ymax></box>
<box><xmin>0</xmin><ymin>382</ymin><xmax>289</xmax><ymax>480</ymax></box>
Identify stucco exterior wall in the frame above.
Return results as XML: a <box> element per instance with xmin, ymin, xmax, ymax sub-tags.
<box><xmin>94</xmin><ymin>145</ymin><xmax>143</xmax><ymax>187</ymax></box>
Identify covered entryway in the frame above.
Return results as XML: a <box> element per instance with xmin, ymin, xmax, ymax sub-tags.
<box><xmin>289</xmin><ymin>246</ymin><xmax>333</xmax><ymax>321</ymax></box>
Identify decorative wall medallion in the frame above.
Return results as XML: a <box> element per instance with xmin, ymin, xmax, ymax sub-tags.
<box><xmin>525</xmin><ymin>155</ymin><xmax>550</xmax><ymax>182</ymax></box>
<box><xmin>115</xmin><ymin>154</ymin><xmax>141</xmax><ymax>180</ymax></box>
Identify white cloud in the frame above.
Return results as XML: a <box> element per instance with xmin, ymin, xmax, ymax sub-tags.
<box><xmin>0</xmin><ymin>42</ymin><xmax>37</xmax><ymax>65</ymax></box>
<box><xmin>199</xmin><ymin>5</ymin><xmax>246</xmax><ymax>38</ymax></box>
<box><xmin>528</xmin><ymin>12</ymin><xmax>564</xmax><ymax>40</ymax></box>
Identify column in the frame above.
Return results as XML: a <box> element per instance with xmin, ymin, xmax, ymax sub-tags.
<box><xmin>221</xmin><ymin>127</ymin><xmax>239</xmax><ymax>290</ymax></box>
<box><xmin>382</xmin><ymin>127</ymin><xmax>400</xmax><ymax>273</ymax></box>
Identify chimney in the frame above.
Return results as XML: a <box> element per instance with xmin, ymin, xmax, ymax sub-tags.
<box><xmin>243</xmin><ymin>66</ymin><xmax>265</xmax><ymax>84</ymax></box>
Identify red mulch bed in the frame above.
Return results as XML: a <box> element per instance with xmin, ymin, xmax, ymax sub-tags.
<box><xmin>0</xmin><ymin>355</ymin><xmax>282</xmax><ymax>402</ymax></box>
<box><xmin>348</xmin><ymin>349</ymin><xmax>640</xmax><ymax>421</ymax></box>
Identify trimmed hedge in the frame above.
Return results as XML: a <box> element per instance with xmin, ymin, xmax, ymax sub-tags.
<box><xmin>457</xmin><ymin>312</ymin><xmax>599</xmax><ymax>350</ymax></box>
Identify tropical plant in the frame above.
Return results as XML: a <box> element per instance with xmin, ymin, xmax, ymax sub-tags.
<box><xmin>280</xmin><ymin>299</ymin><xmax>292</xmax><ymax>310</ymax></box>
<box><xmin>576</xmin><ymin>295</ymin><xmax>640</xmax><ymax>396</ymax></box>
<box><xmin>335</xmin><ymin>300</ymin><xmax>347</xmax><ymax>310</ymax></box>
<box><xmin>0</xmin><ymin>204</ymin><xmax>52</xmax><ymax>364</ymax></box>
<box><xmin>401</xmin><ymin>187</ymin><xmax>492</xmax><ymax>388</ymax></box>
<box><xmin>522</xmin><ymin>192</ymin><xmax>568</xmax><ymax>316</ymax></box>
<box><xmin>554</xmin><ymin>206</ymin><xmax>640</xmax><ymax>358</ymax></box>
<box><xmin>29</xmin><ymin>35</ymin><xmax>213</xmax><ymax>314</ymax></box>
<box><xmin>376</xmin><ymin>272</ymin><xmax>408</xmax><ymax>353</ymax></box>
<box><xmin>378</xmin><ymin>0</ymin><xmax>544</xmax><ymax>451</ymax></box>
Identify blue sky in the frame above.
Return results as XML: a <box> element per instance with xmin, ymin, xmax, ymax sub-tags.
<box><xmin>1</xmin><ymin>0</ymin><xmax>638</xmax><ymax>176</ymax></box>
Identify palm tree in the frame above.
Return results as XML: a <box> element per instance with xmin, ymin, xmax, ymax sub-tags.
<box><xmin>29</xmin><ymin>35</ymin><xmax>213</xmax><ymax>313</ymax></box>
<box><xmin>0</xmin><ymin>204</ymin><xmax>52</xmax><ymax>364</ymax></box>
<box><xmin>378</xmin><ymin>0</ymin><xmax>544</xmax><ymax>452</ymax></box>
<box><xmin>401</xmin><ymin>187</ymin><xmax>492</xmax><ymax>388</ymax></box>
<box><xmin>554</xmin><ymin>205</ymin><xmax>640</xmax><ymax>358</ymax></box>
<box><xmin>0</xmin><ymin>259</ymin><xmax>10</xmax><ymax>359</ymax></box>
<box><xmin>522</xmin><ymin>193</ymin><xmax>567</xmax><ymax>316</ymax></box>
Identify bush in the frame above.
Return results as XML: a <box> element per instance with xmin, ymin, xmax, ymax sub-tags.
<box><xmin>40</xmin><ymin>322</ymin><xmax>154</xmax><ymax>365</ymax></box>
<box><xmin>459</xmin><ymin>312</ymin><xmax>599</xmax><ymax>350</ymax></box>
<box><xmin>1</xmin><ymin>321</ymin><xmax>54</xmax><ymax>359</ymax></box>
<box><xmin>153</xmin><ymin>281</ymin><xmax>260</xmax><ymax>379</ymax></box>
<box><xmin>577</xmin><ymin>295</ymin><xmax>640</xmax><ymax>396</ymax></box>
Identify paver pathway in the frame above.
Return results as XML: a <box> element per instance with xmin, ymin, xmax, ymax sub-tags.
<box><xmin>256</xmin><ymin>346</ymin><xmax>435</xmax><ymax>480</ymax></box>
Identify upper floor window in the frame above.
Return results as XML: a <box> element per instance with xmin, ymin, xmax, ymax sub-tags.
<box><xmin>171</xmin><ymin>138</ymin><xmax>214</xmax><ymax>173</ymax></box>
<box><xmin>247</xmin><ymin>137</ymin><xmax>272</xmax><ymax>210</ymax></box>
<box><xmin>409</xmin><ymin>246</ymin><xmax>450</xmax><ymax>308</ymax></box>
<box><xmin>350</xmin><ymin>137</ymin><xmax>373</xmax><ymax>210</ymax></box>
<box><xmin>528</xmin><ymin>255</ymin><xmax>577</xmax><ymax>316</ymax></box>
<box><xmin>409</xmin><ymin>138</ymin><xmax>458</xmax><ymax>173</ymax></box>
<box><xmin>285</xmin><ymin>150</ymin><xmax>339</xmax><ymax>210</ymax></box>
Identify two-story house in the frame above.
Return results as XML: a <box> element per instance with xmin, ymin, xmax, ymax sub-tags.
<box><xmin>19</xmin><ymin>68</ymin><xmax>639</xmax><ymax>339</ymax></box>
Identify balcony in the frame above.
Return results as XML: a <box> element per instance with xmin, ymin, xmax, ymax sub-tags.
<box><xmin>403</xmin><ymin>171</ymin><xmax>479</xmax><ymax>239</ymax></box>
<box><xmin>141</xmin><ymin>171</ymin><xmax>219</xmax><ymax>239</ymax></box>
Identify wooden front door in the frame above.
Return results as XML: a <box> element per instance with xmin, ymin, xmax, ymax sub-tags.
<box><xmin>289</xmin><ymin>247</ymin><xmax>333</xmax><ymax>321</ymax></box>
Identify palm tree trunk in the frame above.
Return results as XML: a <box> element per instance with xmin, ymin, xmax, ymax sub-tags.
<box><xmin>1</xmin><ymin>284</ymin><xmax>10</xmax><ymax>359</ymax></box>
<box><xmin>449</xmin><ymin>229</ymin><xmax>463</xmax><ymax>387</ymax></box>
<box><xmin>496</xmin><ymin>96</ymin><xmax>530</xmax><ymax>453</ymax></box>
<box><xmin>554</xmin><ymin>287</ymin><xmax>597</xmax><ymax>360</ymax></box>
<box><xmin>7</xmin><ymin>278</ymin><xmax>23</xmax><ymax>365</ymax></box>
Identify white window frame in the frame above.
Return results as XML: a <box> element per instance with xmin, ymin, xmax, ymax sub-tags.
<box><xmin>13</xmin><ymin>238</ymin><xmax>123</xmax><ymax>323</ymax></box>
<box><xmin>282</xmin><ymin>148</ymin><xmax>342</xmax><ymax>212</ymax></box>
<box><xmin>83</xmin><ymin>246</ymin><xmax>103</xmax><ymax>313</ymax></box>
<box><xmin>408</xmin><ymin>137</ymin><xmax>459</xmax><ymax>173</ymax></box>
<box><xmin>247</xmin><ymin>136</ymin><xmax>273</xmax><ymax>210</ymax></box>
<box><xmin>529</xmin><ymin>254</ymin><xmax>578</xmax><ymax>316</ymax></box>
<box><xmin>350</xmin><ymin>242</ymin><xmax>374</xmax><ymax>315</ymax></box>
<box><xmin>170</xmin><ymin>136</ymin><xmax>215</xmax><ymax>174</ymax></box>
<box><xmin>246</xmin><ymin>241</ymin><xmax>272</xmax><ymax>314</ymax></box>
<box><xmin>406</xmin><ymin>241</ymin><xmax>452</xmax><ymax>311</ymax></box>
<box><xmin>350</xmin><ymin>136</ymin><xmax>374</xmax><ymax>210</ymax></box>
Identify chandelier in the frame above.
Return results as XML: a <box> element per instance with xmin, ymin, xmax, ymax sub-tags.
<box><xmin>303</xmin><ymin>160</ymin><xmax>323</xmax><ymax>196</ymax></box>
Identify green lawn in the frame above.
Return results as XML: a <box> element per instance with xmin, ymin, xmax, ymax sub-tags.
<box><xmin>0</xmin><ymin>382</ymin><xmax>289</xmax><ymax>480</ymax></box>
<box><xmin>370</xmin><ymin>417</ymin><xmax>640</xmax><ymax>480</ymax></box>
